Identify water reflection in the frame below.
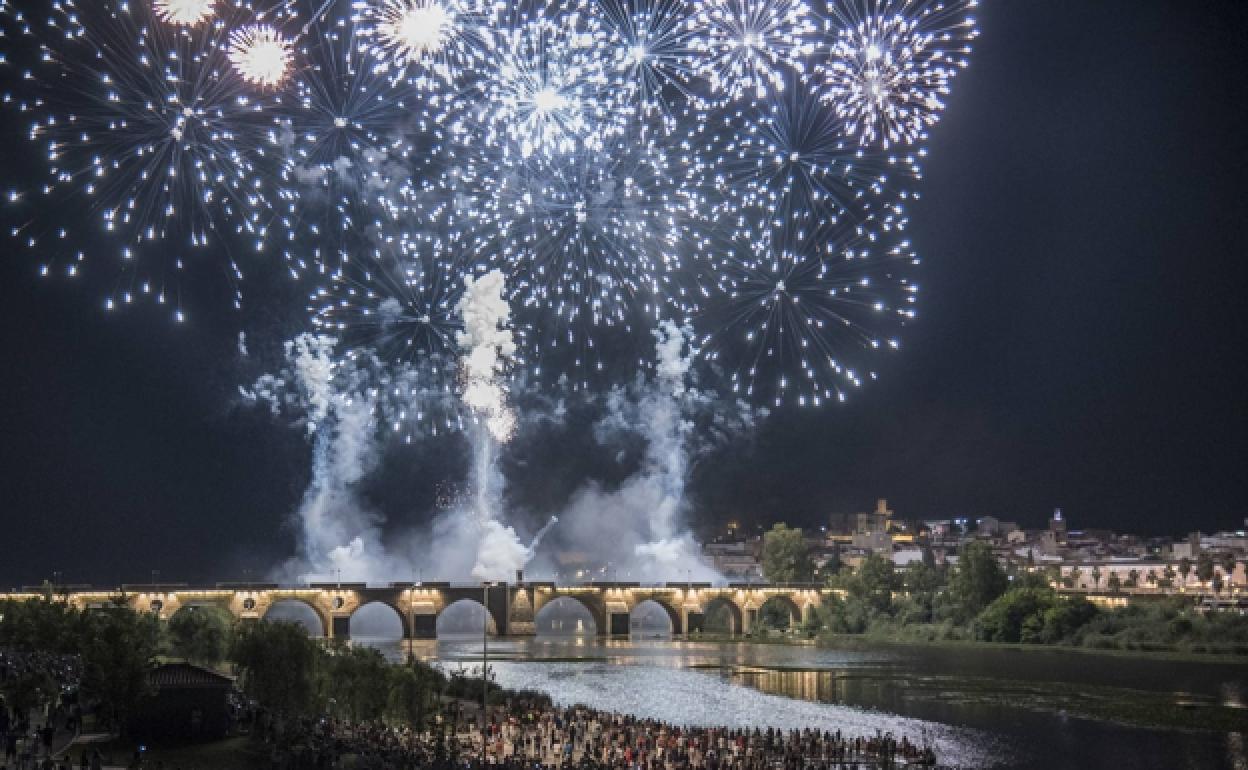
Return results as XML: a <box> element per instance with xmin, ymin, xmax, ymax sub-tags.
<box><xmin>351</xmin><ymin>637</ymin><xmax>1248</xmax><ymax>770</ymax></box>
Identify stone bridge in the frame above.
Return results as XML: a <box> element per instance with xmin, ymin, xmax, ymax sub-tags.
<box><xmin>7</xmin><ymin>582</ymin><xmax>829</xmax><ymax>640</ymax></box>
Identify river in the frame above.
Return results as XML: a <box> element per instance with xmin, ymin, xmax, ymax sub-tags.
<box><xmin>354</xmin><ymin>635</ymin><xmax>1248</xmax><ymax>770</ymax></box>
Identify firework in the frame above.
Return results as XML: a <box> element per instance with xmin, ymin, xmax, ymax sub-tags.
<box><xmin>309</xmin><ymin>218</ymin><xmax>466</xmax><ymax>364</ymax></box>
<box><xmin>691</xmin><ymin>75</ymin><xmax>920</xmax><ymax>237</ymax></box>
<box><xmin>0</xmin><ymin>0</ymin><xmax>982</xmax><ymax>409</ymax></box>
<box><xmin>153</xmin><ymin>0</ymin><xmax>217</xmax><ymax>27</ymax></box>
<box><xmin>597</xmin><ymin>0</ymin><xmax>701</xmax><ymax>123</ymax></box>
<box><xmin>471</xmin><ymin>12</ymin><xmax>626</xmax><ymax>159</ymax></box>
<box><xmin>355</xmin><ymin>0</ymin><xmax>494</xmax><ymax>85</ymax></box>
<box><xmin>228</xmin><ymin>24</ymin><xmax>293</xmax><ymax>88</ymax></box>
<box><xmin>0</xmin><ymin>0</ymin><xmax>286</xmax><ymax>316</ymax></box>
<box><xmin>687</xmin><ymin>0</ymin><xmax>815</xmax><ymax>103</ymax></box>
<box><xmin>818</xmin><ymin>0</ymin><xmax>978</xmax><ymax>148</ymax></box>
<box><xmin>444</xmin><ymin>117</ymin><xmax>701</xmax><ymax>385</ymax></box>
<box><xmin>693</xmin><ymin>205</ymin><xmax>917</xmax><ymax>407</ymax></box>
<box><xmin>273</xmin><ymin>9</ymin><xmax>444</xmax><ymax>279</ymax></box>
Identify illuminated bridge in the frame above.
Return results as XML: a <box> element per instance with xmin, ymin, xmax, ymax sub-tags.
<box><xmin>4</xmin><ymin>582</ymin><xmax>830</xmax><ymax>639</ymax></box>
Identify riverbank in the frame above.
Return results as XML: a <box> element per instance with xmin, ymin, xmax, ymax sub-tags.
<box><xmin>815</xmin><ymin>630</ymin><xmax>1248</xmax><ymax>664</ymax></box>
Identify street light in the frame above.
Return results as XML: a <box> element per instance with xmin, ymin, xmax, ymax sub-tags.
<box><xmin>481</xmin><ymin>581</ymin><xmax>493</xmax><ymax>721</ymax></box>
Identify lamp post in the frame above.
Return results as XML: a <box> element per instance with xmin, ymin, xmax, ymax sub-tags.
<box><xmin>481</xmin><ymin>581</ymin><xmax>491</xmax><ymax>722</ymax></box>
<box><xmin>408</xmin><ymin>584</ymin><xmax>416</xmax><ymax>662</ymax></box>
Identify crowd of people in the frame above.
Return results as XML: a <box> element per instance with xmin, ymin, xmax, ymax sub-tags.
<box><xmin>1</xmin><ymin>650</ymin><xmax>84</xmax><ymax>770</ymax></box>
<box><xmin>253</xmin><ymin>695</ymin><xmax>939</xmax><ymax>770</ymax></box>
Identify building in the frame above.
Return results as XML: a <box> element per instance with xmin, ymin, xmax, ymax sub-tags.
<box><xmin>702</xmin><ymin>540</ymin><xmax>763</xmax><ymax>581</ymax></box>
<box><xmin>129</xmin><ymin>663</ymin><xmax>234</xmax><ymax>741</ymax></box>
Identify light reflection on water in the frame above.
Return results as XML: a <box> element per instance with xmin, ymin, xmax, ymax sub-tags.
<box><xmin>352</xmin><ymin>636</ymin><xmax>1248</xmax><ymax>770</ymax></box>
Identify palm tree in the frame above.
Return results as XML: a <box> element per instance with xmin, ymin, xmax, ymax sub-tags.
<box><xmin>1090</xmin><ymin>565</ymin><xmax>1103</xmax><ymax>591</ymax></box>
<box><xmin>1220</xmin><ymin>552</ymin><xmax>1238</xmax><ymax>591</ymax></box>
<box><xmin>1146</xmin><ymin>569</ymin><xmax>1158</xmax><ymax>589</ymax></box>
<box><xmin>1178</xmin><ymin>558</ymin><xmax>1192</xmax><ymax>589</ymax></box>
<box><xmin>1161</xmin><ymin>566</ymin><xmax>1176</xmax><ymax>590</ymax></box>
<box><xmin>1126</xmin><ymin>569</ymin><xmax>1140</xmax><ymax>589</ymax></box>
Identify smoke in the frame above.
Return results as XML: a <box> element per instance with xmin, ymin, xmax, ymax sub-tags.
<box><xmin>528</xmin><ymin>321</ymin><xmax>764</xmax><ymax>583</ymax></box>
<box><xmin>241</xmin><ymin>295</ymin><xmax>760</xmax><ymax>586</ymax></box>
<box><xmin>240</xmin><ymin>334</ymin><xmax>415</xmax><ymax>582</ymax></box>
<box><xmin>455</xmin><ymin>270</ymin><xmax>518</xmax><ymax>443</ymax></box>
<box><xmin>453</xmin><ymin>270</ymin><xmax>549</xmax><ymax>580</ymax></box>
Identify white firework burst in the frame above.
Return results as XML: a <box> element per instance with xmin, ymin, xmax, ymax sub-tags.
<box><xmin>228</xmin><ymin>24</ymin><xmax>294</xmax><ymax>88</ymax></box>
<box><xmin>152</xmin><ymin>0</ymin><xmax>217</xmax><ymax>26</ymax></box>
<box><xmin>688</xmin><ymin>0</ymin><xmax>816</xmax><ymax>103</ymax></box>
<box><xmin>355</xmin><ymin>0</ymin><xmax>493</xmax><ymax>85</ymax></box>
<box><xmin>818</xmin><ymin>0</ymin><xmax>978</xmax><ymax>148</ymax></box>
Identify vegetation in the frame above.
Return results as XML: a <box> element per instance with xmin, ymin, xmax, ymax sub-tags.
<box><xmin>167</xmin><ymin>604</ymin><xmax>233</xmax><ymax>666</ymax></box>
<box><xmin>816</xmin><ymin>544</ymin><xmax>1248</xmax><ymax>655</ymax></box>
<box><xmin>0</xmin><ymin>598</ymin><xmax>163</xmax><ymax>729</ymax></box>
<box><xmin>761</xmin><ymin>523</ymin><xmax>815</xmax><ymax>583</ymax></box>
<box><xmin>0</xmin><ymin>597</ymin><xmax>455</xmax><ymax>737</ymax></box>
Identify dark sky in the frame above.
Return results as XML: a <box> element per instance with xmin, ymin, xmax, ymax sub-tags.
<box><xmin>2</xmin><ymin>0</ymin><xmax>1247</xmax><ymax>586</ymax></box>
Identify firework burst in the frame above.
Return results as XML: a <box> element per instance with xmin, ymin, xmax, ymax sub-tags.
<box><xmin>0</xmin><ymin>0</ymin><xmax>288</xmax><ymax>316</ymax></box>
<box><xmin>355</xmin><ymin>0</ymin><xmax>494</xmax><ymax>85</ymax></box>
<box><xmin>470</xmin><ymin>11</ymin><xmax>626</xmax><ymax>159</ymax></box>
<box><xmin>687</xmin><ymin>0</ymin><xmax>816</xmax><ymax>103</ymax></box>
<box><xmin>598</xmin><ymin>0</ymin><xmax>700</xmax><ymax>123</ymax></box>
<box><xmin>228</xmin><ymin>24</ymin><xmax>293</xmax><ymax>88</ymax></box>
<box><xmin>693</xmin><ymin>206</ymin><xmax>917</xmax><ymax>407</ymax></box>
<box><xmin>818</xmin><ymin>0</ymin><xmax>978</xmax><ymax>148</ymax></box>
<box><xmin>153</xmin><ymin>0</ymin><xmax>218</xmax><ymax>27</ymax></box>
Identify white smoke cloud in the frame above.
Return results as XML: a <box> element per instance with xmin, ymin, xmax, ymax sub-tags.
<box><xmin>453</xmin><ymin>270</ymin><xmax>548</xmax><ymax>580</ymax></box>
<box><xmin>530</xmin><ymin>321</ymin><xmax>764</xmax><ymax>583</ymax></box>
<box><xmin>456</xmin><ymin>270</ymin><xmax>518</xmax><ymax>443</ymax></box>
<box><xmin>242</xmin><ymin>334</ymin><xmax>416</xmax><ymax>583</ymax></box>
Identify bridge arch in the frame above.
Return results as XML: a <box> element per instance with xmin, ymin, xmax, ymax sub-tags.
<box><xmin>535</xmin><ymin>596</ymin><xmax>599</xmax><ymax>636</ymax></box>
<box><xmin>263</xmin><ymin>599</ymin><xmax>329</xmax><ymax>638</ymax></box>
<box><xmin>757</xmin><ymin>594</ymin><xmax>802</xmax><ymax>631</ymax></box>
<box><xmin>702</xmin><ymin>596</ymin><xmax>744</xmax><ymax>635</ymax></box>
<box><xmin>437</xmin><ymin>599</ymin><xmax>498</xmax><ymax>638</ymax></box>
<box><xmin>630</xmin><ymin>598</ymin><xmax>680</xmax><ymax>637</ymax></box>
<box><xmin>349</xmin><ymin>601</ymin><xmax>407</xmax><ymax>641</ymax></box>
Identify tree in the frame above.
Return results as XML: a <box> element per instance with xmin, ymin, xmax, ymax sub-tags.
<box><xmin>1196</xmin><ymin>553</ymin><xmax>1216</xmax><ymax>586</ymax></box>
<box><xmin>231</xmin><ymin>621</ymin><xmax>324</xmax><ymax>716</ymax></box>
<box><xmin>78</xmin><ymin>608</ymin><xmax>164</xmax><ymax>732</ymax></box>
<box><xmin>761</xmin><ymin>524</ymin><xmax>814</xmax><ymax>584</ymax></box>
<box><xmin>1106</xmin><ymin>574</ymin><xmax>1122</xmax><ymax>594</ymax></box>
<box><xmin>1161</xmin><ymin>566</ymin><xmax>1176</xmax><ymax>589</ymax></box>
<box><xmin>901</xmin><ymin>561</ymin><xmax>943</xmax><ymax>622</ymax></box>
<box><xmin>1178</xmin><ymin>558</ymin><xmax>1192</xmax><ymax>587</ymax></box>
<box><xmin>1220</xmin><ymin>553</ymin><xmax>1238</xmax><ymax>587</ymax></box>
<box><xmin>1090</xmin><ymin>565</ymin><xmax>1102</xmax><ymax>590</ymax></box>
<box><xmin>388</xmin><ymin>661</ymin><xmax>445</xmax><ymax>728</ymax></box>
<box><xmin>167</xmin><ymin>605</ymin><xmax>233</xmax><ymax>666</ymax></box>
<box><xmin>947</xmin><ymin>542</ymin><xmax>1008</xmax><ymax>622</ymax></box>
<box><xmin>1038</xmin><ymin>597</ymin><xmax>1100</xmax><ymax>644</ymax></box>
<box><xmin>324</xmin><ymin>644</ymin><xmax>392</xmax><ymax>722</ymax></box>
<box><xmin>1063</xmin><ymin>567</ymin><xmax>1080</xmax><ymax>589</ymax></box>
<box><xmin>1126</xmin><ymin>569</ymin><xmax>1140</xmax><ymax>589</ymax></box>
<box><xmin>844</xmin><ymin>553</ymin><xmax>897</xmax><ymax>614</ymax></box>
<box><xmin>975</xmin><ymin>586</ymin><xmax>1057</xmax><ymax>644</ymax></box>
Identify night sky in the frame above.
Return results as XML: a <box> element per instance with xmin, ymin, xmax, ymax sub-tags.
<box><xmin>2</xmin><ymin>0</ymin><xmax>1246</xmax><ymax>587</ymax></box>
